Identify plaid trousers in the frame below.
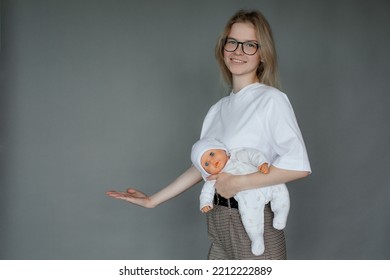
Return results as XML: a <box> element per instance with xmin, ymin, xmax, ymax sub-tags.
<box><xmin>206</xmin><ymin>203</ymin><xmax>287</xmax><ymax>260</ymax></box>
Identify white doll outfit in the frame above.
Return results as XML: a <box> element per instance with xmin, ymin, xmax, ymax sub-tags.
<box><xmin>191</xmin><ymin>138</ymin><xmax>290</xmax><ymax>256</ymax></box>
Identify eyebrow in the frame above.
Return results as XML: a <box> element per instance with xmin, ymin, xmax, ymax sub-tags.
<box><xmin>227</xmin><ymin>37</ymin><xmax>259</xmax><ymax>43</ymax></box>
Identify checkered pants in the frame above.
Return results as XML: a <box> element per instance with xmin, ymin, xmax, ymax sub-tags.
<box><xmin>206</xmin><ymin>203</ymin><xmax>287</xmax><ymax>260</ymax></box>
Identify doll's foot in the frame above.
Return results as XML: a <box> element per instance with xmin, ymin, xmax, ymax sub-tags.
<box><xmin>251</xmin><ymin>240</ymin><xmax>265</xmax><ymax>256</ymax></box>
<box><xmin>273</xmin><ymin>218</ymin><xmax>286</xmax><ymax>230</ymax></box>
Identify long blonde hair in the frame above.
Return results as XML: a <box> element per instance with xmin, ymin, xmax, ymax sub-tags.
<box><xmin>215</xmin><ymin>10</ymin><xmax>280</xmax><ymax>89</ymax></box>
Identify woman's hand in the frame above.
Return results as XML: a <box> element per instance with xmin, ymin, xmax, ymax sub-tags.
<box><xmin>106</xmin><ymin>167</ymin><xmax>202</xmax><ymax>209</ymax></box>
<box><xmin>208</xmin><ymin>166</ymin><xmax>310</xmax><ymax>199</ymax></box>
<box><xmin>106</xmin><ymin>188</ymin><xmax>155</xmax><ymax>208</ymax></box>
<box><xmin>207</xmin><ymin>172</ymin><xmax>239</xmax><ymax>199</ymax></box>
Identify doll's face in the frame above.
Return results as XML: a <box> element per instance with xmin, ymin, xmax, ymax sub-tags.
<box><xmin>200</xmin><ymin>149</ymin><xmax>229</xmax><ymax>175</ymax></box>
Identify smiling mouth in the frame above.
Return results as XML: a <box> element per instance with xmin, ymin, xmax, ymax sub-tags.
<box><xmin>230</xmin><ymin>58</ymin><xmax>246</xmax><ymax>64</ymax></box>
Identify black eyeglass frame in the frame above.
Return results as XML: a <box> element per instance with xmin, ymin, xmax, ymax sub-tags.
<box><xmin>222</xmin><ymin>38</ymin><xmax>260</xmax><ymax>56</ymax></box>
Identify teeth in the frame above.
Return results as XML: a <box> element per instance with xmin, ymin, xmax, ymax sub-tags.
<box><xmin>231</xmin><ymin>58</ymin><xmax>245</xmax><ymax>63</ymax></box>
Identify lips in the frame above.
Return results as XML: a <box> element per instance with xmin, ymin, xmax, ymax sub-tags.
<box><xmin>230</xmin><ymin>58</ymin><xmax>246</xmax><ymax>64</ymax></box>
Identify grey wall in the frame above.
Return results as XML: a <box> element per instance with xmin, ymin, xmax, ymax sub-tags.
<box><xmin>1</xmin><ymin>0</ymin><xmax>389</xmax><ymax>259</ymax></box>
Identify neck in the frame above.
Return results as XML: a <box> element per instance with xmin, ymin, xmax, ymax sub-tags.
<box><xmin>232</xmin><ymin>75</ymin><xmax>259</xmax><ymax>93</ymax></box>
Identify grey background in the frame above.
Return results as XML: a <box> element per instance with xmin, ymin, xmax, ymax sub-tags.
<box><xmin>1</xmin><ymin>0</ymin><xmax>389</xmax><ymax>259</ymax></box>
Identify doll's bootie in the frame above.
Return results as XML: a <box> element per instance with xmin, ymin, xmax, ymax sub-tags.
<box><xmin>273</xmin><ymin>216</ymin><xmax>287</xmax><ymax>230</ymax></box>
<box><xmin>251</xmin><ymin>239</ymin><xmax>265</xmax><ymax>256</ymax></box>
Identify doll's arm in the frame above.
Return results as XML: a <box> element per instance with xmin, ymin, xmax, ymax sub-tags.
<box><xmin>200</xmin><ymin>180</ymin><xmax>215</xmax><ymax>213</ymax></box>
<box><xmin>247</xmin><ymin>148</ymin><xmax>269</xmax><ymax>167</ymax></box>
<box><xmin>235</xmin><ymin>148</ymin><xmax>269</xmax><ymax>171</ymax></box>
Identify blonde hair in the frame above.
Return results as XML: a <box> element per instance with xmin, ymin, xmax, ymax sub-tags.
<box><xmin>215</xmin><ymin>10</ymin><xmax>280</xmax><ymax>89</ymax></box>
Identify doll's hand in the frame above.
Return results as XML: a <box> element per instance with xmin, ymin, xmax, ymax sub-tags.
<box><xmin>258</xmin><ymin>163</ymin><xmax>270</xmax><ymax>174</ymax></box>
<box><xmin>201</xmin><ymin>206</ymin><xmax>212</xmax><ymax>213</ymax></box>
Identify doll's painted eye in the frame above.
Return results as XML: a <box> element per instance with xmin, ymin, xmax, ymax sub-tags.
<box><xmin>205</xmin><ymin>162</ymin><xmax>209</xmax><ymax>166</ymax></box>
<box><xmin>210</xmin><ymin>152</ymin><xmax>215</xmax><ymax>156</ymax></box>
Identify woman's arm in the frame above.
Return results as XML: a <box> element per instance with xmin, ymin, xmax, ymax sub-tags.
<box><xmin>208</xmin><ymin>165</ymin><xmax>309</xmax><ymax>198</ymax></box>
<box><xmin>106</xmin><ymin>165</ymin><xmax>202</xmax><ymax>208</ymax></box>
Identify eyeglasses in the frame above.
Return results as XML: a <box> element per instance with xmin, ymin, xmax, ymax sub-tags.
<box><xmin>223</xmin><ymin>38</ymin><xmax>260</xmax><ymax>55</ymax></box>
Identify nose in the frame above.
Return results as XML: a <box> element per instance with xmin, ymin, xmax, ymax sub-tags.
<box><xmin>234</xmin><ymin>42</ymin><xmax>244</xmax><ymax>55</ymax></box>
<box><xmin>211</xmin><ymin>159</ymin><xmax>219</xmax><ymax>167</ymax></box>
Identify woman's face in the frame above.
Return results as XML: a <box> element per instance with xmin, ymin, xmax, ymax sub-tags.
<box><xmin>223</xmin><ymin>22</ymin><xmax>262</xmax><ymax>84</ymax></box>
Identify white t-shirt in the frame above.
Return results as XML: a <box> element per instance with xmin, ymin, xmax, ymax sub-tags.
<box><xmin>200</xmin><ymin>83</ymin><xmax>311</xmax><ymax>172</ymax></box>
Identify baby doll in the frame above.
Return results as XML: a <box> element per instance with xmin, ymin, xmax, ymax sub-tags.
<box><xmin>191</xmin><ymin>137</ymin><xmax>290</xmax><ymax>256</ymax></box>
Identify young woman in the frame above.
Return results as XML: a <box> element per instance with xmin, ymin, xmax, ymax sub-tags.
<box><xmin>106</xmin><ymin>10</ymin><xmax>311</xmax><ymax>260</ymax></box>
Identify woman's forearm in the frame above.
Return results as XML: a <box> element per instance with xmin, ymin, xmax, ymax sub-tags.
<box><xmin>235</xmin><ymin>165</ymin><xmax>309</xmax><ymax>192</ymax></box>
<box><xmin>149</xmin><ymin>165</ymin><xmax>202</xmax><ymax>207</ymax></box>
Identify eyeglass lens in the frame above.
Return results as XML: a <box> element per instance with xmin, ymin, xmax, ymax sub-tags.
<box><xmin>224</xmin><ymin>39</ymin><xmax>259</xmax><ymax>55</ymax></box>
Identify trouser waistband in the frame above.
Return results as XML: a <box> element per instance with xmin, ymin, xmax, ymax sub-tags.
<box><xmin>214</xmin><ymin>193</ymin><xmax>238</xmax><ymax>208</ymax></box>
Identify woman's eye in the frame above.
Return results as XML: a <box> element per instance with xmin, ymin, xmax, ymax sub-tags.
<box><xmin>227</xmin><ymin>39</ymin><xmax>237</xmax><ymax>46</ymax></box>
<box><xmin>245</xmin><ymin>42</ymin><xmax>257</xmax><ymax>49</ymax></box>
